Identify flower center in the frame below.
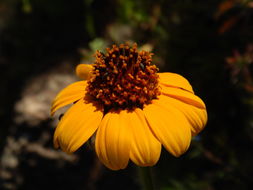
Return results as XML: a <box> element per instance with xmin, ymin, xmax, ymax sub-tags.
<box><xmin>86</xmin><ymin>43</ymin><xmax>160</xmax><ymax>110</ymax></box>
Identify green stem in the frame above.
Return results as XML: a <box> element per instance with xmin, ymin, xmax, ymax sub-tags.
<box><xmin>138</xmin><ymin>167</ymin><xmax>155</xmax><ymax>190</ymax></box>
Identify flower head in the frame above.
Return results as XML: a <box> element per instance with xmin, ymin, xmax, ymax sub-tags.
<box><xmin>51</xmin><ymin>43</ymin><xmax>207</xmax><ymax>170</ymax></box>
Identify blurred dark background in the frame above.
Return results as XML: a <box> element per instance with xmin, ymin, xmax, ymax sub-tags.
<box><xmin>1</xmin><ymin>0</ymin><xmax>253</xmax><ymax>189</ymax></box>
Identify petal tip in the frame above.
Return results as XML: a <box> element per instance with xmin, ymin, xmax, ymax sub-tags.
<box><xmin>76</xmin><ymin>64</ymin><xmax>93</xmax><ymax>80</ymax></box>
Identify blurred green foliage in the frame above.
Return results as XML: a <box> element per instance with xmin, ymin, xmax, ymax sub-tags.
<box><xmin>1</xmin><ymin>0</ymin><xmax>253</xmax><ymax>189</ymax></box>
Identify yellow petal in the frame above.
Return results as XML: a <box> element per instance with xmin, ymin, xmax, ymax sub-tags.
<box><xmin>127</xmin><ymin>109</ymin><xmax>161</xmax><ymax>167</ymax></box>
<box><xmin>51</xmin><ymin>81</ymin><xmax>87</xmax><ymax>116</ymax></box>
<box><xmin>160</xmin><ymin>95</ymin><xmax>207</xmax><ymax>135</ymax></box>
<box><xmin>95</xmin><ymin>110</ymin><xmax>131</xmax><ymax>170</ymax></box>
<box><xmin>54</xmin><ymin>98</ymin><xmax>103</xmax><ymax>153</ymax></box>
<box><xmin>75</xmin><ymin>64</ymin><xmax>93</xmax><ymax>80</ymax></box>
<box><xmin>143</xmin><ymin>97</ymin><xmax>192</xmax><ymax>157</ymax></box>
<box><xmin>160</xmin><ymin>84</ymin><xmax>206</xmax><ymax>109</ymax></box>
<box><xmin>158</xmin><ymin>72</ymin><xmax>193</xmax><ymax>93</ymax></box>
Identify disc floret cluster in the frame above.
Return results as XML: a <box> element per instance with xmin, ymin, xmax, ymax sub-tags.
<box><xmin>86</xmin><ymin>43</ymin><xmax>160</xmax><ymax>110</ymax></box>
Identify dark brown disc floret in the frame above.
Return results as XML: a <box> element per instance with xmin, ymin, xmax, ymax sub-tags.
<box><xmin>86</xmin><ymin>43</ymin><xmax>160</xmax><ymax>110</ymax></box>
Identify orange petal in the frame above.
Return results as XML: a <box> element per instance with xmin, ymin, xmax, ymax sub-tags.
<box><xmin>158</xmin><ymin>72</ymin><xmax>193</xmax><ymax>93</ymax></box>
<box><xmin>51</xmin><ymin>81</ymin><xmax>87</xmax><ymax>116</ymax></box>
<box><xmin>143</xmin><ymin>97</ymin><xmax>192</xmax><ymax>157</ymax></box>
<box><xmin>159</xmin><ymin>95</ymin><xmax>207</xmax><ymax>135</ymax></box>
<box><xmin>54</xmin><ymin>98</ymin><xmax>103</xmax><ymax>153</ymax></box>
<box><xmin>160</xmin><ymin>84</ymin><xmax>206</xmax><ymax>109</ymax></box>
<box><xmin>95</xmin><ymin>110</ymin><xmax>131</xmax><ymax>170</ymax></box>
<box><xmin>75</xmin><ymin>64</ymin><xmax>93</xmax><ymax>80</ymax></box>
<box><xmin>128</xmin><ymin>109</ymin><xmax>161</xmax><ymax>167</ymax></box>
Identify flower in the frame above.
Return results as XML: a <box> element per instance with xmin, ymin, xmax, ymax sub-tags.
<box><xmin>51</xmin><ymin>43</ymin><xmax>207</xmax><ymax>170</ymax></box>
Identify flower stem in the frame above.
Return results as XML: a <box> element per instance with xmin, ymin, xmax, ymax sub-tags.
<box><xmin>138</xmin><ymin>167</ymin><xmax>155</xmax><ymax>190</ymax></box>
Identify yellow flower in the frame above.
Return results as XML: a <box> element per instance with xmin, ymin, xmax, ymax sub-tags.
<box><xmin>51</xmin><ymin>43</ymin><xmax>207</xmax><ymax>170</ymax></box>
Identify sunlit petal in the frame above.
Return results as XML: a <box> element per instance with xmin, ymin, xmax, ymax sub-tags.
<box><xmin>95</xmin><ymin>110</ymin><xmax>131</xmax><ymax>170</ymax></box>
<box><xmin>54</xmin><ymin>98</ymin><xmax>103</xmax><ymax>153</ymax></box>
<box><xmin>158</xmin><ymin>72</ymin><xmax>194</xmax><ymax>93</ymax></box>
<box><xmin>76</xmin><ymin>64</ymin><xmax>93</xmax><ymax>80</ymax></box>
<box><xmin>51</xmin><ymin>81</ymin><xmax>87</xmax><ymax>116</ymax></box>
<box><xmin>160</xmin><ymin>95</ymin><xmax>207</xmax><ymax>135</ymax></box>
<box><xmin>160</xmin><ymin>84</ymin><xmax>206</xmax><ymax>109</ymax></box>
<box><xmin>144</xmin><ymin>96</ymin><xmax>192</xmax><ymax>157</ymax></box>
<box><xmin>127</xmin><ymin>109</ymin><xmax>161</xmax><ymax>167</ymax></box>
